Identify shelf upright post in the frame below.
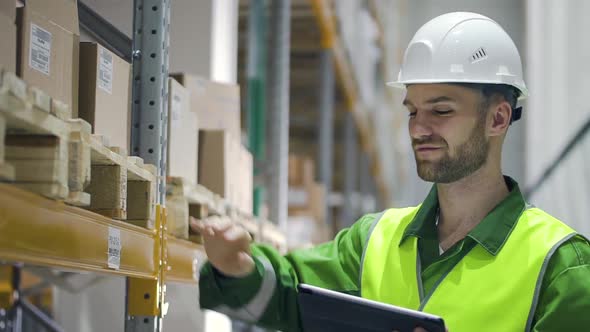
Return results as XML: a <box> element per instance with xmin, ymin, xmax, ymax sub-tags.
<box><xmin>128</xmin><ymin>0</ymin><xmax>170</xmax><ymax>329</ymax></box>
<box><xmin>267</xmin><ymin>0</ymin><xmax>291</xmax><ymax>233</ymax></box>
<box><xmin>318</xmin><ymin>49</ymin><xmax>335</xmax><ymax>230</ymax></box>
<box><xmin>342</xmin><ymin>112</ymin><xmax>358</xmax><ymax>227</ymax></box>
<box><xmin>130</xmin><ymin>0</ymin><xmax>170</xmax><ymax>205</ymax></box>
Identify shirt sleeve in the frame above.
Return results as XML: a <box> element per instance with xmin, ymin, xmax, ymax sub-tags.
<box><xmin>532</xmin><ymin>235</ymin><xmax>590</xmax><ymax>331</ymax></box>
<box><xmin>198</xmin><ymin>213</ymin><xmax>378</xmax><ymax>332</ymax></box>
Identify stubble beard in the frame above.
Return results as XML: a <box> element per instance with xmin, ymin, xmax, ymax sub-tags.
<box><xmin>414</xmin><ymin>117</ymin><xmax>490</xmax><ymax>183</ymax></box>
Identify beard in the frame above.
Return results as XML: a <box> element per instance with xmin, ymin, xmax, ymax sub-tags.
<box><xmin>413</xmin><ymin>116</ymin><xmax>489</xmax><ymax>183</ymax></box>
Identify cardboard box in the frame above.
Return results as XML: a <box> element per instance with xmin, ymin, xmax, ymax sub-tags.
<box><xmin>17</xmin><ymin>0</ymin><xmax>79</xmax><ymax>117</ymax></box>
<box><xmin>0</xmin><ymin>12</ymin><xmax>16</xmax><ymax>73</ymax></box>
<box><xmin>288</xmin><ymin>154</ymin><xmax>315</xmax><ymax>187</ymax></box>
<box><xmin>171</xmin><ymin>73</ymin><xmax>241</xmax><ymax>138</ymax></box>
<box><xmin>234</xmin><ymin>145</ymin><xmax>253</xmax><ymax>215</ymax></box>
<box><xmin>198</xmin><ymin>130</ymin><xmax>253</xmax><ymax>213</ymax></box>
<box><xmin>288</xmin><ymin>181</ymin><xmax>326</xmax><ymax>224</ymax></box>
<box><xmin>198</xmin><ymin>130</ymin><xmax>235</xmax><ymax>199</ymax></box>
<box><xmin>79</xmin><ymin>42</ymin><xmax>131</xmax><ymax>150</ymax></box>
<box><xmin>167</xmin><ymin>77</ymin><xmax>198</xmax><ymax>184</ymax></box>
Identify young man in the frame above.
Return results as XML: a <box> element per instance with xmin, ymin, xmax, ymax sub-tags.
<box><xmin>192</xmin><ymin>12</ymin><xmax>590</xmax><ymax>332</ymax></box>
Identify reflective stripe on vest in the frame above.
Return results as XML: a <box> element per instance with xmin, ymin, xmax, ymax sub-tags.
<box><xmin>361</xmin><ymin>207</ymin><xmax>577</xmax><ymax>332</ymax></box>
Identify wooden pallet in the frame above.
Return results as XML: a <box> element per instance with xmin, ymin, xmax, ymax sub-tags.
<box><xmin>0</xmin><ymin>70</ymin><xmax>158</xmax><ymax>230</ymax></box>
<box><xmin>166</xmin><ymin>177</ymin><xmax>228</xmax><ymax>242</ymax></box>
<box><xmin>86</xmin><ymin>135</ymin><xmax>157</xmax><ymax>228</ymax></box>
<box><xmin>0</xmin><ymin>71</ymin><xmax>70</xmax><ymax>200</ymax></box>
<box><xmin>65</xmin><ymin>119</ymin><xmax>92</xmax><ymax>206</ymax></box>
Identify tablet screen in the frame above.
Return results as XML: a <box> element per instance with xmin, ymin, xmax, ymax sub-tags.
<box><xmin>297</xmin><ymin>284</ymin><xmax>446</xmax><ymax>332</ymax></box>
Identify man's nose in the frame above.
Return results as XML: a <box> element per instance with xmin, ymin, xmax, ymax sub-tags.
<box><xmin>409</xmin><ymin>114</ymin><xmax>433</xmax><ymax>140</ymax></box>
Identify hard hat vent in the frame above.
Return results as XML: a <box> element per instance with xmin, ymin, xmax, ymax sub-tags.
<box><xmin>470</xmin><ymin>47</ymin><xmax>488</xmax><ymax>63</ymax></box>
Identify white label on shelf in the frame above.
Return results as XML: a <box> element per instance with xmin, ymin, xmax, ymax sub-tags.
<box><xmin>98</xmin><ymin>47</ymin><xmax>114</xmax><ymax>94</ymax></box>
<box><xmin>29</xmin><ymin>24</ymin><xmax>52</xmax><ymax>76</ymax></box>
<box><xmin>108</xmin><ymin>227</ymin><xmax>122</xmax><ymax>269</ymax></box>
<box><xmin>171</xmin><ymin>94</ymin><xmax>182</xmax><ymax>130</ymax></box>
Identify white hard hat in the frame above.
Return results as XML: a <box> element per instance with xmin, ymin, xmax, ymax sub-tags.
<box><xmin>388</xmin><ymin>12</ymin><xmax>528</xmax><ymax>100</ymax></box>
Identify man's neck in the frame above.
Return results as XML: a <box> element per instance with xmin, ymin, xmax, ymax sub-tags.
<box><xmin>436</xmin><ymin>167</ymin><xmax>509</xmax><ymax>250</ymax></box>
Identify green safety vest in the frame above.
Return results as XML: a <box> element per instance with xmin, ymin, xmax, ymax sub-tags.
<box><xmin>360</xmin><ymin>206</ymin><xmax>577</xmax><ymax>332</ymax></box>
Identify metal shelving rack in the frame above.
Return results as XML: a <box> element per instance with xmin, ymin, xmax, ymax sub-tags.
<box><xmin>310</xmin><ymin>0</ymin><xmax>391</xmax><ymax>204</ymax></box>
<box><xmin>0</xmin><ymin>1</ymin><xmax>205</xmax><ymax>331</ymax></box>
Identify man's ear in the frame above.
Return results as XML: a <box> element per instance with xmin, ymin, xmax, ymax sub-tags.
<box><xmin>487</xmin><ymin>100</ymin><xmax>512</xmax><ymax>137</ymax></box>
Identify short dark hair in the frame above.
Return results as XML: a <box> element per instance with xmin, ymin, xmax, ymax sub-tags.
<box><xmin>452</xmin><ymin>83</ymin><xmax>521</xmax><ymax>123</ymax></box>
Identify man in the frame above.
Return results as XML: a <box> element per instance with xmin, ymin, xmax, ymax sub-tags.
<box><xmin>192</xmin><ymin>12</ymin><xmax>590</xmax><ymax>332</ymax></box>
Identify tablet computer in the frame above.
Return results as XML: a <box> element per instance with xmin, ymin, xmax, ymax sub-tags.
<box><xmin>297</xmin><ymin>283</ymin><xmax>446</xmax><ymax>332</ymax></box>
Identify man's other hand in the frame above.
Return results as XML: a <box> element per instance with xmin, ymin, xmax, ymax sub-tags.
<box><xmin>190</xmin><ymin>216</ymin><xmax>255</xmax><ymax>278</ymax></box>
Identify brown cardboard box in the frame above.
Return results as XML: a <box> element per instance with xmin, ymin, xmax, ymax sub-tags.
<box><xmin>167</xmin><ymin>77</ymin><xmax>198</xmax><ymax>184</ymax></box>
<box><xmin>198</xmin><ymin>130</ymin><xmax>235</xmax><ymax>199</ymax></box>
<box><xmin>17</xmin><ymin>0</ymin><xmax>79</xmax><ymax>117</ymax></box>
<box><xmin>79</xmin><ymin>42</ymin><xmax>131</xmax><ymax>150</ymax></box>
<box><xmin>288</xmin><ymin>181</ymin><xmax>326</xmax><ymax>224</ymax></box>
<box><xmin>171</xmin><ymin>73</ymin><xmax>241</xmax><ymax>138</ymax></box>
<box><xmin>0</xmin><ymin>12</ymin><xmax>16</xmax><ymax>73</ymax></box>
<box><xmin>236</xmin><ymin>145</ymin><xmax>253</xmax><ymax>215</ymax></box>
<box><xmin>198</xmin><ymin>129</ymin><xmax>253</xmax><ymax>213</ymax></box>
<box><xmin>0</xmin><ymin>0</ymin><xmax>15</xmax><ymax>21</ymax></box>
<box><xmin>288</xmin><ymin>154</ymin><xmax>315</xmax><ymax>187</ymax></box>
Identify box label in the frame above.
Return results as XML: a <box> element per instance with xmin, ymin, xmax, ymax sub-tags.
<box><xmin>29</xmin><ymin>24</ymin><xmax>52</xmax><ymax>76</ymax></box>
<box><xmin>107</xmin><ymin>227</ymin><xmax>122</xmax><ymax>269</ymax></box>
<box><xmin>98</xmin><ymin>47</ymin><xmax>114</xmax><ymax>94</ymax></box>
<box><xmin>171</xmin><ymin>94</ymin><xmax>182</xmax><ymax>130</ymax></box>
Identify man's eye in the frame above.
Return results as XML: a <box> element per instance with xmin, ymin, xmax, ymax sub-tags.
<box><xmin>435</xmin><ymin>110</ymin><xmax>453</xmax><ymax>115</ymax></box>
<box><xmin>408</xmin><ymin>112</ymin><xmax>417</xmax><ymax>118</ymax></box>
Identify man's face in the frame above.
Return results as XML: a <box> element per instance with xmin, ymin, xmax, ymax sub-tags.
<box><xmin>403</xmin><ymin>84</ymin><xmax>490</xmax><ymax>183</ymax></box>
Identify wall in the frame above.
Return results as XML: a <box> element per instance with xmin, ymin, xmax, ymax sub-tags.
<box><xmin>525</xmin><ymin>0</ymin><xmax>590</xmax><ymax>235</ymax></box>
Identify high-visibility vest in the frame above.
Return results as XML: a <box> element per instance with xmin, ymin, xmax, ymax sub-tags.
<box><xmin>360</xmin><ymin>206</ymin><xmax>577</xmax><ymax>332</ymax></box>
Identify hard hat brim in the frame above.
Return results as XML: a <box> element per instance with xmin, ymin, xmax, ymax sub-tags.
<box><xmin>386</xmin><ymin>79</ymin><xmax>528</xmax><ymax>100</ymax></box>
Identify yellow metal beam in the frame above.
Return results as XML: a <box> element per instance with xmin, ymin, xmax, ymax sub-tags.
<box><xmin>165</xmin><ymin>238</ymin><xmax>206</xmax><ymax>284</ymax></box>
<box><xmin>127</xmin><ymin>278</ymin><xmax>161</xmax><ymax>316</ymax></box>
<box><xmin>0</xmin><ymin>183</ymin><xmax>157</xmax><ymax>279</ymax></box>
<box><xmin>310</xmin><ymin>0</ymin><xmax>336</xmax><ymax>48</ymax></box>
<box><xmin>127</xmin><ymin>205</ymin><xmax>166</xmax><ymax>317</ymax></box>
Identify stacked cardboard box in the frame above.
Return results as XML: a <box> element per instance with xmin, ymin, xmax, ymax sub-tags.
<box><xmin>17</xmin><ymin>0</ymin><xmax>80</xmax><ymax>118</ymax></box>
<box><xmin>170</xmin><ymin>73</ymin><xmax>241</xmax><ymax>138</ymax></box>
<box><xmin>171</xmin><ymin>73</ymin><xmax>253</xmax><ymax>215</ymax></box>
<box><xmin>198</xmin><ymin>130</ymin><xmax>253</xmax><ymax>215</ymax></box>
<box><xmin>287</xmin><ymin>154</ymin><xmax>330</xmax><ymax>249</ymax></box>
<box><xmin>167</xmin><ymin>77</ymin><xmax>198</xmax><ymax>184</ymax></box>
<box><xmin>78</xmin><ymin>42</ymin><xmax>131</xmax><ymax>150</ymax></box>
<box><xmin>0</xmin><ymin>0</ymin><xmax>16</xmax><ymax>73</ymax></box>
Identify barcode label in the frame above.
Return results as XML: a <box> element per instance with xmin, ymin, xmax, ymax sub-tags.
<box><xmin>29</xmin><ymin>24</ymin><xmax>52</xmax><ymax>75</ymax></box>
<box><xmin>107</xmin><ymin>227</ymin><xmax>122</xmax><ymax>269</ymax></box>
<box><xmin>171</xmin><ymin>94</ymin><xmax>182</xmax><ymax>129</ymax></box>
<box><xmin>98</xmin><ymin>47</ymin><xmax>113</xmax><ymax>94</ymax></box>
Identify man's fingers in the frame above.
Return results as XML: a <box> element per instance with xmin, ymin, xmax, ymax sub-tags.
<box><xmin>211</xmin><ymin>219</ymin><xmax>233</xmax><ymax>233</ymax></box>
<box><xmin>189</xmin><ymin>217</ymin><xmax>206</xmax><ymax>232</ymax></box>
<box><xmin>190</xmin><ymin>216</ymin><xmax>233</xmax><ymax>236</ymax></box>
<box><xmin>414</xmin><ymin>328</ymin><xmax>428</xmax><ymax>332</ymax></box>
<box><xmin>223</xmin><ymin>225</ymin><xmax>250</xmax><ymax>243</ymax></box>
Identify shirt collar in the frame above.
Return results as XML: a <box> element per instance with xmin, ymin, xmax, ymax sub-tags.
<box><xmin>400</xmin><ymin>176</ymin><xmax>527</xmax><ymax>256</ymax></box>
